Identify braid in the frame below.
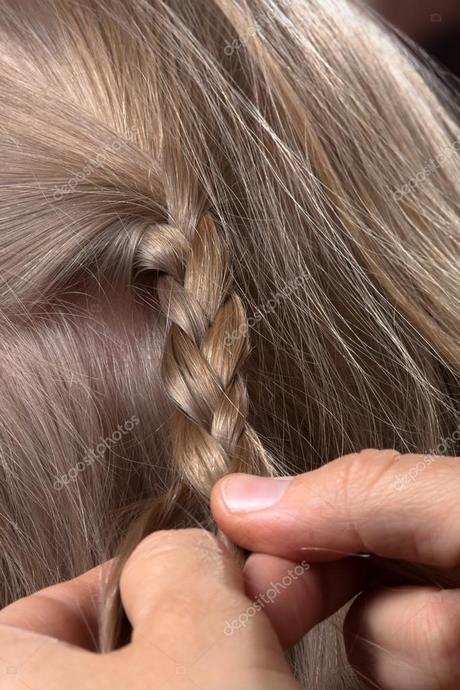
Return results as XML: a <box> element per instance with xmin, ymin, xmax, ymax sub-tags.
<box><xmin>157</xmin><ymin>212</ymin><xmax>272</xmax><ymax>496</ymax></box>
<box><xmin>100</xmin><ymin>212</ymin><xmax>273</xmax><ymax>650</ymax></box>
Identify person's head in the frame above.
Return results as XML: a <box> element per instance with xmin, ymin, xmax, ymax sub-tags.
<box><xmin>0</xmin><ymin>0</ymin><xmax>458</xmax><ymax>685</ymax></box>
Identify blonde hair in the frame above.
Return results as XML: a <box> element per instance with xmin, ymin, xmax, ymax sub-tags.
<box><xmin>0</xmin><ymin>0</ymin><xmax>459</xmax><ymax>686</ymax></box>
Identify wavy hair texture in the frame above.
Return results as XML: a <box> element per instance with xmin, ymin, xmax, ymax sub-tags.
<box><xmin>0</xmin><ymin>0</ymin><xmax>459</xmax><ymax>686</ymax></box>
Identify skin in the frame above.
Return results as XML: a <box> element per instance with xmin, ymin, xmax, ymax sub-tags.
<box><xmin>212</xmin><ymin>448</ymin><xmax>460</xmax><ymax>689</ymax></box>
<box><xmin>2</xmin><ymin>448</ymin><xmax>460</xmax><ymax>688</ymax></box>
<box><xmin>0</xmin><ymin>529</ymin><xmax>303</xmax><ymax>690</ymax></box>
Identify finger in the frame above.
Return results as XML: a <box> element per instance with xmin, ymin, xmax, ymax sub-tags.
<box><xmin>0</xmin><ymin>564</ymin><xmax>111</xmax><ymax>687</ymax></box>
<box><xmin>119</xmin><ymin>528</ymin><xmax>302</xmax><ymax>689</ymax></box>
<box><xmin>211</xmin><ymin>449</ymin><xmax>460</xmax><ymax>568</ymax></box>
<box><xmin>243</xmin><ymin>553</ymin><xmax>371</xmax><ymax>648</ymax></box>
<box><xmin>0</xmin><ymin>563</ymin><xmax>107</xmax><ymax>649</ymax></box>
<box><xmin>0</xmin><ymin>625</ymin><xmax>105</xmax><ymax>690</ymax></box>
<box><xmin>344</xmin><ymin>586</ymin><xmax>460</xmax><ymax>689</ymax></box>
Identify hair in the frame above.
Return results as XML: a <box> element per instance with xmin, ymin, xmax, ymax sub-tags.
<box><xmin>0</xmin><ymin>0</ymin><xmax>459</xmax><ymax>686</ymax></box>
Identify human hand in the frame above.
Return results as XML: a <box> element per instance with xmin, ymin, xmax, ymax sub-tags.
<box><xmin>212</xmin><ymin>448</ymin><xmax>460</xmax><ymax>689</ymax></box>
<box><xmin>0</xmin><ymin>529</ymin><xmax>309</xmax><ymax>690</ymax></box>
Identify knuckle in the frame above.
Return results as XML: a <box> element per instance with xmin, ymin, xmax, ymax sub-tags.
<box><xmin>327</xmin><ymin>450</ymin><xmax>403</xmax><ymax>551</ymax></box>
<box><xmin>333</xmin><ymin>449</ymin><xmax>401</xmax><ymax>511</ymax></box>
<box><xmin>355</xmin><ymin>448</ymin><xmax>403</xmax><ymax>470</ymax></box>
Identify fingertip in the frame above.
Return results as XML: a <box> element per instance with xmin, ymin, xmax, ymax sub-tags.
<box><xmin>212</xmin><ymin>474</ymin><xmax>293</xmax><ymax>515</ymax></box>
<box><xmin>210</xmin><ymin>473</ymin><xmax>246</xmax><ymax>509</ymax></box>
<box><xmin>209</xmin><ymin>473</ymin><xmax>228</xmax><ymax>514</ymax></box>
<box><xmin>210</xmin><ymin>473</ymin><xmax>249</xmax><ymax>525</ymax></box>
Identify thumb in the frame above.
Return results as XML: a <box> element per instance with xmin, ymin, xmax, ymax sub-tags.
<box><xmin>119</xmin><ymin>528</ymin><xmax>302</xmax><ymax>690</ymax></box>
<box><xmin>210</xmin><ymin>448</ymin><xmax>460</xmax><ymax>568</ymax></box>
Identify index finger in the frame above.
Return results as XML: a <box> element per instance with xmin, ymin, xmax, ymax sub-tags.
<box><xmin>211</xmin><ymin>449</ymin><xmax>460</xmax><ymax>568</ymax></box>
<box><xmin>0</xmin><ymin>563</ymin><xmax>108</xmax><ymax>649</ymax></box>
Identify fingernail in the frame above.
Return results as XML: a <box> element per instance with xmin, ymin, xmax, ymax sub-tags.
<box><xmin>221</xmin><ymin>474</ymin><xmax>292</xmax><ymax>513</ymax></box>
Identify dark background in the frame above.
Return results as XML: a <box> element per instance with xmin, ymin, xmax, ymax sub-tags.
<box><xmin>372</xmin><ymin>0</ymin><xmax>460</xmax><ymax>78</ymax></box>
